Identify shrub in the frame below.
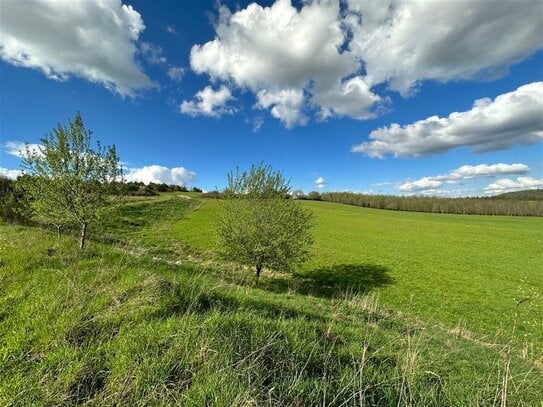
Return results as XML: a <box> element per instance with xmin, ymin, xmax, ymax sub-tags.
<box><xmin>0</xmin><ymin>177</ymin><xmax>32</xmax><ymax>224</ymax></box>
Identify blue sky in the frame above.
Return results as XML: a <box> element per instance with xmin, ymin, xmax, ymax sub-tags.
<box><xmin>1</xmin><ymin>0</ymin><xmax>542</xmax><ymax>195</ymax></box>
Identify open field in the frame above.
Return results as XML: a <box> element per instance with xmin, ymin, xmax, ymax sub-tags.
<box><xmin>165</xmin><ymin>195</ymin><xmax>543</xmax><ymax>354</ymax></box>
<box><xmin>1</xmin><ymin>193</ymin><xmax>542</xmax><ymax>405</ymax></box>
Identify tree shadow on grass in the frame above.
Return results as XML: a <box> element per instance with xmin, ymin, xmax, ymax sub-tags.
<box><xmin>264</xmin><ymin>263</ymin><xmax>394</xmax><ymax>299</ymax></box>
<box><xmin>135</xmin><ymin>264</ymin><xmax>394</xmax><ymax>325</ymax></box>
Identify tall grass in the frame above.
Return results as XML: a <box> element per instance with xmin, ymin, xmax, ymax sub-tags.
<box><xmin>1</xmin><ymin>223</ymin><xmax>542</xmax><ymax>405</ymax></box>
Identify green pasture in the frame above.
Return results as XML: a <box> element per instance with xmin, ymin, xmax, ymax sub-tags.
<box><xmin>1</xmin><ymin>193</ymin><xmax>542</xmax><ymax>405</ymax></box>
<box><xmin>168</xmin><ymin>196</ymin><xmax>543</xmax><ymax>354</ymax></box>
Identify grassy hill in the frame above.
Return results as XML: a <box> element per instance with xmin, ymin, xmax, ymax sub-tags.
<box><xmin>1</xmin><ymin>193</ymin><xmax>542</xmax><ymax>405</ymax></box>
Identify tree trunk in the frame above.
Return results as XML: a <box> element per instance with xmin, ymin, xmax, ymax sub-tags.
<box><xmin>255</xmin><ymin>263</ymin><xmax>262</xmax><ymax>285</ymax></box>
<box><xmin>57</xmin><ymin>225</ymin><xmax>61</xmax><ymax>239</ymax></box>
<box><xmin>79</xmin><ymin>223</ymin><xmax>87</xmax><ymax>250</ymax></box>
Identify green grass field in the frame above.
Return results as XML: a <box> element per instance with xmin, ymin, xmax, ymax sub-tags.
<box><xmin>170</xmin><ymin>196</ymin><xmax>543</xmax><ymax>354</ymax></box>
<box><xmin>1</xmin><ymin>193</ymin><xmax>542</xmax><ymax>405</ymax></box>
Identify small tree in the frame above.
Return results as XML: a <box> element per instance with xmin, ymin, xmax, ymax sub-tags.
<box><xmin>216</xmin><ymin>164</ymin><xmax>313</xmax><ymax>284</ymax></box>
<box><xmin>19</xmin><ymin>112</ymin><xmax>122</xmax><ymax>249</ymax></box>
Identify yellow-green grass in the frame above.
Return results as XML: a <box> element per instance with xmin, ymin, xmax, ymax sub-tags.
<box><xmin>2</xmin><ymin>222</ymin><xmax>543</xmax><ymax>405</ymax></box>
<box><xmin>168</xmin><ymin>197</ymin><xmax>543</xmax><ymax>358</ymax></box>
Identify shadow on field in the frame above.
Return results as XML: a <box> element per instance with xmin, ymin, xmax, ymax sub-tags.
<box><xmin>265</xmin><ymin>263</ymin><xmax>394</xmax><ymax>298</ymax></box>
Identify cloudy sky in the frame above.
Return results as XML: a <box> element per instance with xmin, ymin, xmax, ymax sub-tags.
<box><xmin>1</xmin><ymin>0</ymin><xmax>542</xmax><ymax>196</ymax></box>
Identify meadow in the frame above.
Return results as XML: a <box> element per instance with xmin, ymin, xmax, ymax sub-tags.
<box><xmin>1</xmin><ymin>193</ymin><xmax>542</xmax><ymax>405</ymax></box>
<box><xmin>167</xmin><ymin>195</ymin><xmax>543</xmax><ymax>352</ymax></box>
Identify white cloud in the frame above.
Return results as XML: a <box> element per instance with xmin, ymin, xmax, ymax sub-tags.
<box><xmin>446</xmin><ymin>163</ymin><xmax>530</xmax><ymax>180</ymax></box>
<box><xmin>398</xmin><ymin>178</ymin><xmax>443</xmax><ymax>192</ymax></box>
<box><xmin>0</xmin><ymin>167</ymin><xmax>21</xmax><ymax>180</ymax></box>
<box><xmin>315</xmin><ymin>176</ymin><xmax>326</xmax><ymax>189</ymax></box>
<box><xmin>398</xmin><ymin>163</ymin><xmax>530</xmax><ymax>192</ymax></box>
<box><xmin>141</xmin><ymin>42</ymin><xmax>167</xmax><ymax>65</ymax></box>
<box><xmin>185</xmin><ymin>0</ymin><xmax>542</xmax><ymax>126</ymax></box>
<box><xmin>484</xmin><ymin>177</ymin><xmax>543</xmax><ymax>195</ymax></box>
<box><xmin>167</xmin><ymin>66</ymin><xmax>185</xmax><ymax>81</ymax></box>
<box><xmin>353</xmin><ymin>82</ymin><xmax>543</xmax><ymax>158</ymax></box>
<box><xmin>180</xmin><ymin>85</ymin><xmax>235</xmax><ymax>117</ymax></box>
<box><xmin>4</xmin><ymin>141</ymin><xmax>42</xmax><ymax>158</ymax></box>
<box><xmin>346</xmin><ymin>0</ymin><xmax>543</xmax><ymax>94</ymax></box>
<box><xmin>166</xmin><ymin>25</ymin><xmax>177</xmax><ymax>35</ymax></box>
<box><xmin>189</xmin><ymin>0</ymin><xmax>381</xmax><ymax>125</ymax></box>
<box><xmin>256</xmin><ymin>89</ymin><xmax>307</xmax><ymax>128</ymax></box>
<box><xmin>314</xmin><ymin>76</ymin><xmax>383</xmax><ymax>120</ymax></box>
<box><xmin>0</xmin><ymin>0</ymin><xmax>155</xmax><ymax>97</ymax></box>
<box><xmin>125</xmin><ymin>165</ymin><xmax>196</xmax><ymax>186</ymax></box>
<box><xmin>190</xmin><ymin>0</ymin><xmax>351</xmax><ymax>90</ymax></box>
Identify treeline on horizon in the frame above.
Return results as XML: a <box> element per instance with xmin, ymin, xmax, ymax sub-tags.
<box><xmin>202</xmin><ymin>189</ymin><xmax>543</xmax><ymax>217</ymax></box>
<box><xmin>317</xmin><ymin>191</ymin><xmax>543</xmax><ymax>216</ymax></box>
<box><xmin>112</xmin><ymin>181</ymin><xmax>203</xmax><ymax>196</ymax></box>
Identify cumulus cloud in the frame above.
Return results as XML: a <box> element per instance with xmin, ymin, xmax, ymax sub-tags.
<box><xmin>167</xmin><ymin>66</ymin><xmax>185</xmax><ymax>81</ymax></box>
<box><xmin>185</xmin><ymin>0</ymin><xmax>542</xmax><ymax>126</ymax></box>
<box><xmin>189</xmin><ymin>0</ymin><xmax>382</xmax><ymax>125</ymax></box>
<box><xmin>0</xmin><ymin>167</ymin><xmax>21</xmax><ymax>180</ymax></box>
<box><xmin>4</xmin><ymin>141</ymin><xmax>43</xmax><ymax>158</ymax></box>
<box><xmin>0</xmin><ymin>0</ymin><xmax>155</xmax><ymax>97</ymax></box>
<box><xmin>191</xmin><ymin>0</ymin><xmax>350</xmax><ymax>90</ymax></box>
<box><xmin>398</xmin><ymin>178</ymin><xmax>443</xmax><ymax>192</ymax></box>
<box><xmin>353</xmin><ymin>82</ymin><xmax>543</xmax><ymax>158</ymax></box>
<box><xmin>125</xmin><ymin>165</ymin><xmax>196</xmax><ymax>186</ymax></box>
<box><xmin>315</xmin><ymin>176</ymin><xmax>326</xmax><ymax>189</ymax></box>
<box><xmin>346</xmin><ymin>0</ymin><xmax>543</xmax><ymax>94</ymax></box>
<box><xmin>445</xmin><ymin>163</ymin><xmax>530</xmax><ymax>180</ymax></box>
<box><xmin>256</xmin><ymin>89</ymin><xmax>307</xmax><ymax>128</ymax></box>
<box><xmin>398</xmin><ymin>163</ymin><xmax>530</xmax><ymax>192</ymax></box>
<box><xmin>484</xmin><ymin>177</ymin><xmax>543</xmax><ymax>195</ymax></box>
<box><xmin>180</xmin><ymin>85</ymin><xmax>235</xmax><ymax>117</ymax></box>
<box><xmin>314</xmin><ymin>76</ymin><xmax>384</xmax><ymax>120</ymax></box>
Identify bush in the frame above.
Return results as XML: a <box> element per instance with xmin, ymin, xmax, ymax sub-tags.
<box><xmin>0</xmin><ymin>177</ymin><xmax>32</xmax><ymax>224</ymax></box>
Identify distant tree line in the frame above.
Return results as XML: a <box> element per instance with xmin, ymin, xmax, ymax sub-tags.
<box><xmin>292</xmin><ymin>190</ymin><xmax>322</xmax><ymax>201</ymax></box>
<box><xmin>318</xmin><ymin>191</ymin><xmax>543</xmax><ymax>216</ymax></box>
<box><xmin>114</xmin><ymin>181</ymin><xmax>202</xmax><ymax>196</ymax></box>
<box><xmin>198</xmin><ymin>189</ymin><xmax>542</xmax><ymax>216</ymax></box>
<box><xmin>200</xmin><ymin>190</ymin><xmax>223</xmax><ymax>199</ymax></box>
